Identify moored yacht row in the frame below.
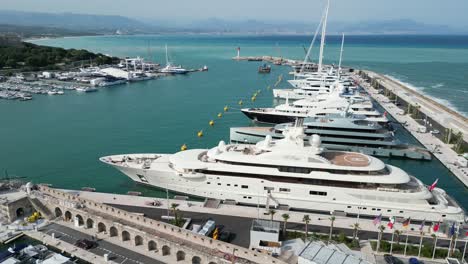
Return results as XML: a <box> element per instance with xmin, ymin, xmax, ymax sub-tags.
<box><xmin>100</xmin><ymin>0</ymin><xmax>466</xmax><ymax>227</ymax></box>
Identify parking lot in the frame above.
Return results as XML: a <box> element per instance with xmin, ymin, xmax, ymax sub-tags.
<box><xmin>41</xmin><ymin>223</ymin><xmax>164</xmax><ymax>264</ymax></box>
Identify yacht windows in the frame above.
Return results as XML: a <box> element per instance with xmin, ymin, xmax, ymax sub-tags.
<box><xmin>279</xmin><ymin>188</ymin><xmax>290</xmax><ymax>192</ymax></box>
<box><xmin>241</xmin><ymin>185</ymin><xmax>248</xmax><ymax>189</ymax></box>
<box><xmin>136</xmin><ymin>174</ymin><xmax>148</xmax><ymax>183</ymax></box>
<box><xmin>309</xmin><ymin>191</ymin><xmax>327</xmax><ymax>196</ymax></box>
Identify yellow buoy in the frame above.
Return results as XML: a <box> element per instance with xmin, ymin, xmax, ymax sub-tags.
<box><xmin>197</xmin><ymin>130</ymin><xmax>203</xmax><ymax>137</ymax></box>
<box><xmin>238</xmin><ymin>100</ymin><xmax>243</xmax><ymax>105</ymax></box>
<box><xmin>218</xmin><ymin>113</ymin><xmax>223</xmax><ymax>118</ymax></box>
<box><xmin>180</xmin><ymin>144</ymin><xmax>187</xmax><ymax>151</ymax></box>
<box><xmin>251</xmin><ymin>96</ymin><xmax>256</xmax><ymax>102</ymax></box>
<box><xmin>223</xmin><ymin>106</ymin><xmax>229</xmax><ymax>112</ymax></box>
<box><xmin>209</xmin><ymin>120</ymin><xmax>214</xmax><ymax>126</ymax></box>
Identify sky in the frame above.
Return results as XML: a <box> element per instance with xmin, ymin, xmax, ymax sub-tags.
<box><xmin>0</xmin><ymin>0</ymin><xmax>467</xmax><ymax>27</ymax></box>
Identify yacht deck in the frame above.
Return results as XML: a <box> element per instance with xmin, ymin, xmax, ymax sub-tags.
<box><xmin>320</xmin><ymin>152</ymin><xmax>370</xmax><ymax>167</ymax></box>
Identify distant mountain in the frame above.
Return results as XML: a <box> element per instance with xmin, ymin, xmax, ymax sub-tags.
<box><xmin>0</xmin><ymin>10</ymin><xmax>151</xmax><ymax>34</ymax></box>
<box><xmin>0</xmin><ymin>24</ymin><xmax>97</xmax><ymax>38</ymax></box>
<box><xmin>0</xmin><ymin>10</ymin><xmax>464</xmax><ymax>36</ymax></box>
<box><xmin>176</xmin><ymin>18</ymin><xmax>464</xmax><ymax>35</ymax></box>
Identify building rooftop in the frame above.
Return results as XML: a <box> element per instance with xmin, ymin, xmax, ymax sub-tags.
<box><xmin>298</xmin><ymin>241</ymin><xmax>370</xmax><ymax>264</ymax></box>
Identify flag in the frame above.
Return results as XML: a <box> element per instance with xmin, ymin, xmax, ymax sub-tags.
<box><xmin>428</xmin><ymin>178</ymin><xmax>439</xmax><ymax>191</ymax></box>
<box><xmin>433</xmin><ymin>222</ymin><xmax>440</xmax><ymax>232</ymax></box>
<box><xmin>387</xmin><ymin>217</ymin><xmax>395</xmax><ymax>229</ymax></box>
<box><xmin>402</xmin><ymin>218</ymin><xmax>411</xmax><ymax>229</ymax></box>
<box><xmin>419</xmin><ymin>219</ymin><xmax>426</xmax><ymax>231</ymax></box>
<box><xmin>373</xmin><ymin>213</ymin><xmax>382</xmax><ymax>226</ymax></box>
<box><xmin>449</xmin><ymin>222</ymin><xmax>456</xmax><ymax>236</ymax></box>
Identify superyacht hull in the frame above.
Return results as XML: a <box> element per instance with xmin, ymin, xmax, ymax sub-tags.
<box><xmin>229</xmin><ymin>127</ymin><xmax>431</xmax><ymax>160</ymax></box>
<box><xmin>101</xmin><ymin>155</ymin><xmax>464</xmax><ymax>223</ymax></box>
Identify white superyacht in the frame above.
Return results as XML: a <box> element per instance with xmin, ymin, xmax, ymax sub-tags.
<box><xmin>100</xmin><ymin>127</ymin><xmax>465</xmax><ymax>223</ymax></box>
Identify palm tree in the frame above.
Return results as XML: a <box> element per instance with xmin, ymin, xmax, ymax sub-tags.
<box><xmin>170</xmin><ymin>203</ymin><xmax>179</xmax><ymax>224</ymax></box>
<box><xmin>394</xmin><ymin>230</ymin><xmax>402</xmax><ymax>245</ymax></box>
<box><xmin>328</xmin><ymin>216</ymin><xmax>336</xmax><ymax>242</ymax></box>
<box><xmin>376</xmin><ymin>225</ymin><xmax>386</xmax><ymax>252</ymax></box>
<box><xmin>268</xmin><ymin>209</ymin><xmax>276</xmax><ymax>221</ymax></box>
<box><xmin>281</xmin><ymin>213</ymin><xmax>290</xmax><ymax>237</ymax></box>
<box><xmin>302</xmin><ymin>215</ymin><xmax>311</xmax><ymax>240</ymax></box>
<box><xmin>350</xmin><ymin>223</ymin><xmax>360</xmax><ymax>241</ymax></box>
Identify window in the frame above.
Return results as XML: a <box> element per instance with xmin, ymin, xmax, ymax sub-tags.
<box><xmin>309</xmin><ymin>191</ymin><xmax>327</xmax><ymax>196</ymax></box>
<box><xmin>387</xmin><ymin>210</ymin><xmax>392</xmax><ymax>212</ymax></box>
<box><xmin>234</xmin><ymin>184</ymin><xmax>238</xmax><ymax>187</ymax></box>
<box><xmin>347</xmin><ymin>206</ymin><xmax>352</xmax><ymax>208</ymax></box>
<box><xmin>241</xmin><ymin>185</ymin><xmax>248</xmax><ymax>189</ymax></box>
<box><xmin>136</xmin><ymin>174</ymin><xmax>148</xmax><ymax>183</ymax></box>
<box><xmin>264</xmin><ymin>187</ymin><xmax>274</xmax><ymax>191</ymax></box>
<box><xmin>207</xmin><ymin>182</ymin><xmax>211</xmax><ymax>184</ymax></box>
<box><xmin>227</xmin><ymin>184</ymin><xmax>231</xmax><ymax>186</ymax></box>
<box><xmin>399</xmin><ymin>211</ymin><xmax>404</xmax><ymax>213</ymax></box>
<box><xmin>217</xmin><ymin>183</ymin><xmax>221</xmax><ymax>185</ymax></box>
<box><xmin>377</xmin><ymin>209</ymin><xmax>381</xmax><ymax>211</ymax></box>
<box><xmin>279</xmin><ymin>188</ymin><xmax>290</xmax><ymax>192</ymax></box>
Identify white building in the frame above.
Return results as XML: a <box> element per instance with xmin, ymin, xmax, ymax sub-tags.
<box><xmin>249</xmin><ymin>219</ymin><xmax>281</xmax><ymax>254</ymax></box>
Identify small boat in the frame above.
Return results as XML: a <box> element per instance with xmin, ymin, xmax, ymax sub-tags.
<box><xmin>57</xmin><ymin>90</ymin><xmax>64</xmax><ymax>95</ymax></box>
<box><xmin>258</xmin><ymin>64</ymin><xmax>271</xmax><ymax>73</ymax></box>
<box><xmin>47</xmin><ymin>90</ymin><xmax>58</xmax><ymax>95</ymax></box>
<box><xmin>201</xmin><ymin>65</ymin><xmax>208</xmax><ymax>71</ymax></box>
<box><xmin>76</xmin><ymin>87</ymin><xmax>98</xmax><ymax>93</ymax></box>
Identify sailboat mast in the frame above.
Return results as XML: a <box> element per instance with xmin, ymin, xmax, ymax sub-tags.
<box><xmin>318</xmin><ymin>0</ymin><xmax>330</xmax><ymax>73</ymax></box>
<box><xmin>338</xmin><ymin>33</ymin><xmax>344</xmax><ymax>77</ymax></box>
<box><xmin>165</xmin><ymin>44</ymin><xmax>169</xmax><ymax>66</ymax></box>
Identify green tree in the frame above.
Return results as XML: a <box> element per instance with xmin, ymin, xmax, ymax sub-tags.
<box><xmin>268</xmin><ymin>209</ymin><xmax>276</xmax><ymax>221</ymax></box>
<box><xmin>281</xmin><ymin>213</ymin><xmax>290</xmax><ymax>237</ymax></box>
<box><xmin>302</xmin><ymin>215</ymin><xmax>311</xmax><ymax>240</ymax></box>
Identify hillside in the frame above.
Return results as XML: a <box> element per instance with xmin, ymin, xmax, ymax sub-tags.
<box><xmin>0</xmin><ymin>24</ymin><xmax>97</xmax><ymax>39</ymax></box>
<box><xmin>0</xmin><ymin>37</ymin><xmax>119</xmax><ymax>71</ymax></box>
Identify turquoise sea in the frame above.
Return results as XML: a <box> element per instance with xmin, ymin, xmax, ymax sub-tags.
<box><xmin>1</xmin><ymin>34</ymin><xmax>467</xmax><ymax>209</ymax></box>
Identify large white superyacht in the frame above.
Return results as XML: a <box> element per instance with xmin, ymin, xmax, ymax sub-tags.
<box><xmin>100</xmin><ymin>127</ymin><xmax>466</xmax><ymax>223</ymax></box>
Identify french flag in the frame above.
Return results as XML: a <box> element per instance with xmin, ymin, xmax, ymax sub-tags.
<box><xmin>387</xmin><ymin>217</ymin><xmax>395</xmax><ymax>229</ymax></box>
<box><xmin>433</xmin><ymin>222</ymin><xmax>440</xmax><ymax>232</ymax></box>
<box><xmin>428</xmin><ymin>178</ymin><xmax>439</xmax><ymax>191</ymax></box>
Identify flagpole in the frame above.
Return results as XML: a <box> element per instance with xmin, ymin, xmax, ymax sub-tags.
<box><xmin>404</xmin><ymin>231</ymin><xmax>409</xmax><ymax>256</ymax></box>
<box><xmin>376</xmin><ymin>228</ymin><xmax>381</xmax><ymax>254</ymax></box>
<box><xmin>448</xmin><ymin>235</ymin><xmax>453</xmax><ymax>258</ymax></box>
<box><xmin>462</xmin><ymin>239</ymin><xmax>467</xmax><ymax>263</ymax></box>
<box><xmin>452</xmin><ymin>225</ymin><xmax>459</xmax><ymax>256</ymax></box>
<box><xmin>432</xmin><ymin>235</ymin><xmax>438</xmax><ymax>260</ymax></box>
<box><xmin>390</xmin><ymin>230</ymin><xmax>395</xmax><ymax>255</ymax></box>
<box><xmin>418</xmin><ymin>231</ymin><xmax>424</xmax><ymax>258</ymax></box>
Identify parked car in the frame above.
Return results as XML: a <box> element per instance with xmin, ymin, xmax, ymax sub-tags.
<box><xmin>219</xmin><ymin>231</ymin><xmax>232</xmax><ymax>242</ymax></box>
<box><xmin>409</xmin><ymin>258</ymin><xmax>420</xmax><ymax>264</ymax></box>
<box><xmin>384</xmin><ymin>254</ymin><xmax>403</xmax><ymax>264</ymax></box>
<box><xmin>74</xmin><ymin>239</ymin><xmax>97</xmax><ymax>250</ymax></box>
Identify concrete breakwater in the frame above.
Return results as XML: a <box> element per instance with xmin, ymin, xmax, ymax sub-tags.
<box><xmin>358</xmin><ymin>70</ymin><xmax>468</xmax><ymax>188</ymax></box>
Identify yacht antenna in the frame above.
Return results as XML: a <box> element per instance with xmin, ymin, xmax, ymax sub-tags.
<box><xmin>338</xmin><ymin>33</ymin><xmax>345</xmax><ymax>78</ymax></box>
<box><xmin>318</xmin><ymin>0</ymin><xmax>330</xmax><ymax>73</ymax></box>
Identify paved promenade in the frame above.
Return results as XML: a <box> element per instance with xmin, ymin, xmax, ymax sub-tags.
<box><xmin>358</xmin><ymin>72</ymin><xmax>468</xmax><ymax>188</ymax></box>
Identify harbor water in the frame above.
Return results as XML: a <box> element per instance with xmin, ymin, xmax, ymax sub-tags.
<box><xmin>0</xmin><ymin>34</ymin><xmax>466</xmax><ymax>209</ymax></box>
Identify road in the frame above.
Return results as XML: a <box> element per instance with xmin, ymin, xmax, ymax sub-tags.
<box><xmin>40</xmin><ymin>223</ymin><xmax>164</xmax><ymax>264</ymax></box>
<box><xmin>111</xmin><ymin>204</ymin><xmax>465</xmax><ymax>252</ymax></box>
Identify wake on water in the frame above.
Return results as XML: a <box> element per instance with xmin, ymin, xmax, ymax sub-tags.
<box><xmin>384</xmin><ymin>75</ymin><xmax>467</xmax><ymax>117</ymax></box>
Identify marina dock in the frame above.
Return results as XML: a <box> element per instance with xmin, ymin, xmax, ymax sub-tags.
<box><xmin>357</xmin><ymin>70</ymin><xmax>468</xmax><ymax>187</ymax></box>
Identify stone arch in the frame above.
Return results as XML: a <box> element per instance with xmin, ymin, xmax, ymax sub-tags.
<box><xmin>97</xmin><ymin>222</ymin><xmax>106</xmax><ymax>233</ymax></box>
<box><xmin>75</xmin><ymin>214</ymin><xmax>84</xmax><ymax>226</ymax></box>
<box><xmin>109</xmin><ymin>226</ymin><xmax>118</xmax><ymax>237</ymax></box>
<box><xmin>192</xmin><ymin>256</ymin><xmax>202</xmax><ymax>264</ymax></box>
<box><xmin>121</xmin><ymin>230</ymin><xmax>131</xmax><ymax>241</ymax></box>
<box><xmin>176</xmin><ymin>250</ymin><xmax>185</xmax><ymax>261</ymax></box>
<box><xmin>148</xmin><ymin>240</ymin><xmax>157</xmax><ymax>251</ymax></box>
<box><xmin>162</xmin><ymin>245</ymin><xmax>171</xmax><ymax>256</ymax></box>
<box><xmin>86</xmin><ymin>218</ymin><xmax>94</xmax><ymax>229</ymax></box>
<box><xmin>16</xmin><ymin>208</ymin><xmax>25</xmax><ymax>218</ymax></box>
<box><xmin>54</xmin><ymin>207</ymin><xmax>63</xmax><ymax>218</ymax></box>
<box><xmin>134</xmin><ymin>235</ymin><xmax>143</xmax><ymax>246</ymax></box>
<box><xmin>64</xmin><ymin>211</ymin><xmax>72</xmax><ymax>221</ymax></box>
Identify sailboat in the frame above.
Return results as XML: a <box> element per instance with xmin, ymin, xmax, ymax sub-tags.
<box><xmin>160</xmin><ymin>44</ymin><xmax>188</xmax><ymax>74</ymax></box>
